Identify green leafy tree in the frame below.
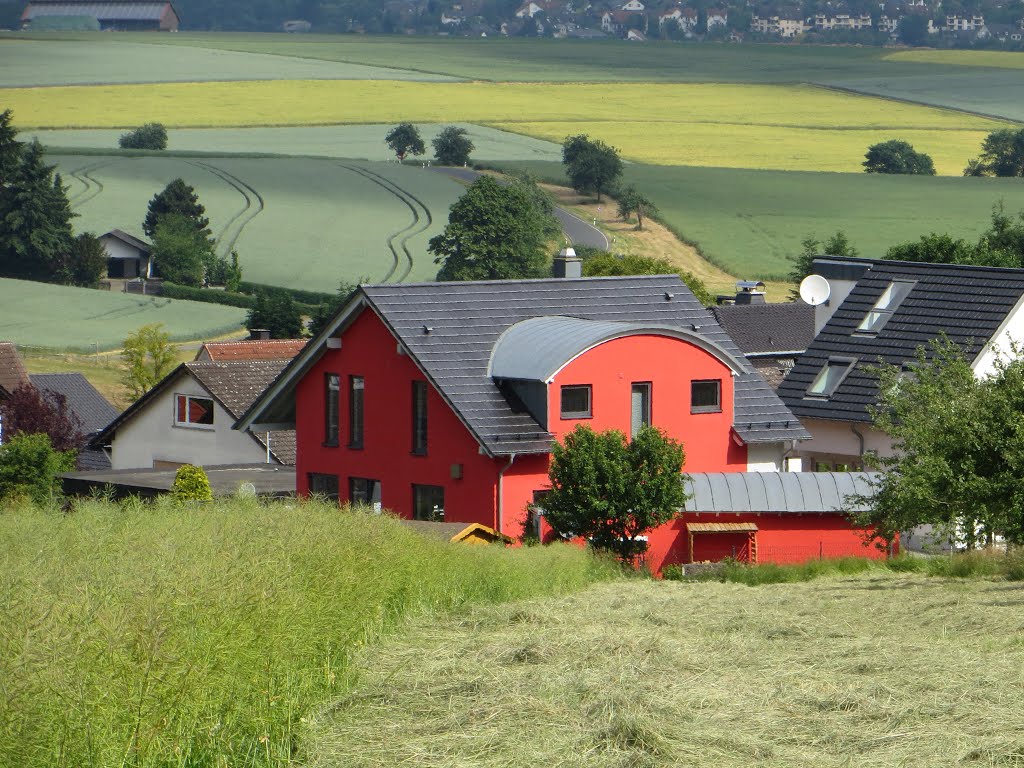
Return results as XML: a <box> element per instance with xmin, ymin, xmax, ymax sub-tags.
<box><xmin>385</xmin><ymin>123</ymin><xmax>426</xmax><ymax>163</ymax></box>
<box><xmin>543</xmin><ymin>424</ymin><xmax>687</xmax><ymax>563</ymax></box>
<box><xmin>971</xmin><ymin>128</ymin><xmax>1024</xmax><ymax>177</ymax></box>
<box><xmin>898</xmin><ymin>13</ymin><xmax>929</xmax><ymax>45</ymax></box>
<box><xmin>151</xmin><ymin>213</ymin><xmax>213</xmax><ymax>286</ymax></box>
<box><xmin>852</xmin><ymin>339</ymin><xmax>1024</xmax><ymax>549</ymax></box>
<box><xmin>246</xmin><ymin>289</ymin><xmax>304</xmax><ymax>339</ymax></box>
<box><xmin>788</xmin><ymin>231</ymin><xmax>859</xmax><ymax>298</ymax></box>
<box><xmin>561</xmin><ymin>134</ymin><xmax>623</xmax><ymax>202</ymax></box>
<box><xmin>309</xmin><ymin>279</ymin><xmax>361</xmax><ymax>338</ymax></box>
<box><xmin>507</xmin><ymin>171</ymin><xmax>560</xmax><ymax>237</ymax></box>
<box><xmin>62</xmin><ymin>232</ymin><xmax>108</xmax><ymax>288</ymax></box>
<box><xmin>432</xmin><ymin>125</ymin><xmax>474</xmax><ymax>166</ymax></box>
<box><xmin>121</xmin><ymin>323</ymin><xmax>177</xmax><ymax>401</ymax></box>
<box><xmin>0</xmin><ymin>432</ymin><xmax>76</xmax><ymax>504</ymax></box>
<box><xmin>118</xmin><ymin>123</ymin><xmax>168</xmax><ymax>150</ymax></box>
<box><xmin>0</xmin><ymin>140</ymin><xmax>76</xmax><ymax>282</ymax></box>
<box><xmin>583</xmin><ymin>252</ymin><xmax>714</xmax><ymax>306</ymax></box>
<box><xmin>885</xmin><ymin>233</ymin><xmax>979</xmax><ymax>264</ymax></box>
<box><xmin>143</xmin><ymin>178</ymin><xmax>212</xmax><ymax>240</ymax></box>
<box><xmin>172</xmin><ymin>464</ymin><xmax>213</xmax><ymax>502</ymax></box>
<box><xmin>863</xmin><ymin>140</ymin><xmax>936</xmax><ymax>175</ymax></box>
<box><xmin>963</xmin><ymin>158</ymin><xmax>986</xmax><ymax>177</ymax></box>
<box><xmin>615</xmin><ymin>184</ymin><xmax>659</xmax><ymax>230</ymax></box>
<box><xmin>430</xmin><ymin>175</ymin><xmax>550</xmax><ymax>281</ymax></box>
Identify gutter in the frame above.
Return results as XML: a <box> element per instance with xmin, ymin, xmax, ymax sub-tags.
<box><xmin>496</xmin><ymin>453</ymin><xmax>517</xmax><ymax>536</ymax></box>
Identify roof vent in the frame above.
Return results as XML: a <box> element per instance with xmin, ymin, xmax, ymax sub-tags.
<box><xmin>422</xmin><ymin>325</ymin><xmax>433</xmax><ymax>335</ymax></box>
<box><xmin>664</xmin><ymin>291</ymin><xmax>674</xmax><ymax>301</ymax></box>
<box><xmin>553</xmin><ymin>247</ymin><xmax>582</xmax><ymax>279</ymax></box>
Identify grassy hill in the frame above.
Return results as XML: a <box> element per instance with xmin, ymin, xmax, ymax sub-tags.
<box><xmin>308</xmin><ymin>570</ymin><xmax>1024</xmax><ymax>767</ymax></box>
<box><xmin>0</xmin><ymin>499</ymin><xmax>615</xmax><ymax>768</ymax></box>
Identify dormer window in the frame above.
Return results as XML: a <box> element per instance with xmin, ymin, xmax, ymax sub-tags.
<box><xmin>856</xmin><ymin>281</ymin><xmax>914</xmax><ymax>335</ymax></box>
<box><xmin>806</xmin><ymin>357</ymin><xmax>857</xmax><ymax>399</ymax></box>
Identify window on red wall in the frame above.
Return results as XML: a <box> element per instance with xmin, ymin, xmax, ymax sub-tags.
<box><xmin>691</xmin><ymin>380</ymin><xmax>721</xmax><ymax>414</ymax></box>
<box><xmin>560</xmin><ymin>385</ymin><xmax>592</xmax><ymax>419</ymax></box>
<box><xmin>325</xmin><ymin>374</ymin><xmax>340</xmax><ymax>446</ymax></box>
<box><xmin>308</xmin><ymin>473</ymin><xmax>339</xmax><ymax>500</ymax></box>
<box><xmin>630</xmin><ymin>382</ymin><xmax>651</xmax><ymax>437</ymax></box>
<box><xmin>349</xmin><ymin>375</ymin><xmax>364</xmax><ymax>448</ymax></box>
<box><xmin>412</xmin><ymin>381</ymin><xmax>428</xmax><ymax>455</ymax></box>
<box><xmin>413</xmin><ymin>484</ymin><xmax>444</xmax><ymax>521</ymax></box>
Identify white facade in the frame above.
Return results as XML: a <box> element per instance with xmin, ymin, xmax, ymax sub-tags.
<box><xmin>99</xmin><ymin>233</ymin><xmax>151</xmax><ymax>279</ymax></box>
<box><xmin>108</xmin><ymin>371</ymin><xmax>271</xmax><ymax>470</ymax></box>
<box><xmin>752</xmin><ymin>15</ymin><xmax>807</xmax><ymax>36</ymax></box>
<box><xmin>747</xmin><ymin>442</ymin><xmax>798</xmax><ymax>472</ymax></box>
<box><xmin>621</xmin><ymin>0</ymin><xmax>644</xmax><ymax>11</ymax></box>
<box><xmin>706</xmin><ymin>9</ymin><xmax>728</xmax><ymax>28</ymax></box>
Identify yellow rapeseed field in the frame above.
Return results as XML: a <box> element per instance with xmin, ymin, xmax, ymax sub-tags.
<box><xmin>883</xmin><ymin>49</ymin><xmax>1024</xmax><ymax>69</ymax></box>
<box><xmin>7</xmin><ymin>80</ymin><xmax>1007</xmax><ymax>174</ymax></box>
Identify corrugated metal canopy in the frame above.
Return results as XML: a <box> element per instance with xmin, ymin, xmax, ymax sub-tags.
<box><xmin>683</xmin><ymin>472</ymin><xmax>879</xmax><ymax>513</ymax></box>
<box><xmin>687</xmin><ymin>522</ymin><xmax>759</xmax><ymax>532</ymax></box>
<box><xmin>24</xmin><ymin>2</ymin><xmax>169</xmax><ymax>20</ymax></box>
<box><xmin>489</xmin><ymin>315</ymin><xmax>745</xmax><ymax>382</ymax></box>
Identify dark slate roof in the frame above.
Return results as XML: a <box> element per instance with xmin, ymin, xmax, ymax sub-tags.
<box><xmin>31</xmin><ymin>373</ymin><xmax>119</xmax><ymax>471</ymax></box>
<box><xmin>23</xmin><ymin>2</ymin><xmax>170</xmax><ymax>21</ymax></box>
<box><xmin>30</xmin><ymin>373</ymin><xmax>118</xmax><ymax>435</ymax></box>
<box><xmin>93</xmin><ymin>360</ymin><xmax>295</xmax><ymax>465</ymax></box>
<box><xmin>101</xmin><ymin>229</ymin><xmax>150</xmax><ymax>256</ymax></box>
<box><xmin>239</xmin><ymin>276</ymin><xmax>809</xmax><ymax>455</ymax></box>
<box><xmin>710</xmin><ymin>302</ymin><xmax>815</xmax><ymax>356</ymax></box>
<box><xmin>778</xmin><ymin>259</ymin><xmax>1024</xmax><ymax>423</ymax></box>
<box><xmin>684</xmin><ymin>471</ymin><xmax>879</xmax><ymax>514</ymax></box>
<box><xmin>0</xmin><ymin>342</ymin><xmax>30</xmax><ymax>397</ymax></box>
<box><xmin>62</xmin><ymin>463</ymin><xmax>296</xmax><ymax>499</ymax></box>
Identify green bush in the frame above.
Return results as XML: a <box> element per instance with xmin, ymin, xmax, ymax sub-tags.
<box><xmin>0</xmin><ymin>433</ymin><xmax>76</xmax><ymax>504</ymax></box>
<box><xmin>118</xmin><ymin>123</ymin><xmax>168</xmax><ymax>151</ymax></box>
<box><xmin>238</xmin><ymin>281</ymin><xmax>335</xmax><ymax>306</ymax></box>
<box><xmin>161</xmin><ymin>282</ymin><xmax>256</xmax><ymax>309</ymax></box>
<box><xmin>171</xmin><ymin>465</ymin><xmax>213</xmax><ymax>502</ymax></box>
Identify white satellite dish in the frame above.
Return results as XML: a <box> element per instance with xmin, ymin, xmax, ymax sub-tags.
<box><xmin>799</xmin><ymin>274</ymin><xmax>831</xmax><ymax>306</ymax></box>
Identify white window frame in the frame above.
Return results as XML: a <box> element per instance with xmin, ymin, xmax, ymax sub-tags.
<box><xmin>174</xmin><ymin>393</ymin><xmax>215</xmax><ymax>430</ymax></box>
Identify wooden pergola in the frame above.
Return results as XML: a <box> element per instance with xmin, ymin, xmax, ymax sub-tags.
<box><xmin>687</xmin><ymin>521</ymin><xmax>759</xmax><ymax>563</ymax></box>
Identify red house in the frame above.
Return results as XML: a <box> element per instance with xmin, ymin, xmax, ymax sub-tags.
<box><xmin>239</xmin><ymin>267</ymin><xmax>880</xmax><ymax>572</ymax></box>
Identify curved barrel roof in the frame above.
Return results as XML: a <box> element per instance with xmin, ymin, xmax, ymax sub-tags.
<box><xmin>489</xmin><ymin>315</ymin><xmax>746</xmax><ymax>382</ymax></box>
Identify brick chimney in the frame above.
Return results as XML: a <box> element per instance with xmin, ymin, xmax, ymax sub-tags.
<box><xmin>734</xmin><ymin>280</ymin><xmax>766</xmax><ymax>305</ymax></box>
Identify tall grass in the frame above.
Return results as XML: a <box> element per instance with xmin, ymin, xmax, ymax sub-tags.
<box><xmin>0</xmin><ymin>497</ymin><xmax>616</xmax><ymax>767</ymax></box>
<box><xmin>670</xmin><ymin>550</ymin><xmax>1024</xmax><ymax>586</ymax></box>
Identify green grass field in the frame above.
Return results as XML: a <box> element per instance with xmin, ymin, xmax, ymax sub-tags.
<box><xmin>11</xmin><ymin>81</ymin><xmax>1008</xmax><ymax>175</ymax></box>
<box><xmin>501</xmin><ymin>160</ymin><xmax>1024</xmax><ymax>279</ymax></box>
<box><xmin>308</xmin><ymin>571</ymin><xmax>1024</xmax><ymax>767</ymax></box>
<box><xmin>53</xmin><ymin>154</ymin><xmax>464</xmax><ymax>288</ymax></box>
<box><xmin>0</xmin><ymin>277</ymin><xmax>245</xmax><ymax>351</ymax></box>
<box><xmin>33</xmin><ymin>123</ymin><xmax>564</xmax><ymax>162</ymax></box>
<box><xmin>0</xmin><ymin>499</ymin><xmax>615</xmax><ymax>768</ymax></box>
<box><xmin>0</xmin><ymin>37</ymin><xmax>458</xmax><ymax>86</ymax></box>
<box><xmin>4</xmin><ymin>32</ymin><xmax>999</xmax><ymax>84</ymax></box>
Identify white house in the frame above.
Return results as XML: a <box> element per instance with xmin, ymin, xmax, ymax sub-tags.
<box><xmin>99</xmin><ymin>229</ymin><xmax>152</xmax><ymax>279</ymax></box>
<box><xmin>621</xmin><ymin>0</ymin><xmax>645</xmax><ymax>11</ymax></box>
<box><xmin>91</xmin><ymin>360</ymin><xmax>295</xmax><ymax>470</ymax></box>
<box><xmin>706</xmin><ymin>8</ymin><xmax>728</xmax><ymax>29</ymax></box>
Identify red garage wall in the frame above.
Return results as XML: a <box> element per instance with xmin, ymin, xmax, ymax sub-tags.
<box><xmin>296</xmin><ymin>308</ymin><xmax>503</xmax><ymax>525</ymax></box>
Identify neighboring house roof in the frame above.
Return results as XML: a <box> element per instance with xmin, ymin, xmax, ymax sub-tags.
<box><xmin>778</xmin><ymin>258</ymin><xmax>1024</xmax><ymax>424</ymax></box>
<box><xmin>22</xmin><ymin>2</ymin><xmax>172</xmax><ymax>21</ymax></box>
<box><xmin>0</xmin><ymin>342</ymin><xmax>30</xmax><ymax>397</ymax></box>
<box><xmin>195</xmin><ymin>339</ymin><xmax>307</xmax><ymax>363</ymax></box>
<box><xmin>62</xmin><ymin>463</ymin><xmax>296</xmax><ymax>499</ymax></box>
<box><xmin>93</xmin><ymin>360</ymin><xmax>296</xmax><ymax>465</ymax></box>
<box><xmin>684</xmin><ymin>471</ymin><xmax>879</xmax><ymax>513</ymax></box>
<box><xmin>101</xmin><ymin>229</ymin><xmax>151</xmax><ymax>256</ymax></box>
<box><xmin>710</xmin><ymin>302</ymin><xmax>815</xmax><ymax>357</ymax></box>
<box><xmin>238</xmin><ymin>276</ymin><xmax>810</xmax><ymax>456</ymax></box>
<box><xmin>30</xmin><ymin>373</ymin><xmax>119</xmax><ymax>470</ymax></box>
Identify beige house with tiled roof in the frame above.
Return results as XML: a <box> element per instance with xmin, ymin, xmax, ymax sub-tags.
<box><xmin>91</xmin><ymin>360</ymin><xmax>295</xmax><ymax>470</ymax></box>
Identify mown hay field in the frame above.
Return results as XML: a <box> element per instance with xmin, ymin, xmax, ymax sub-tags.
<box><xmin>54</xmin><ymin>154</ymin><xmax>463</xmax><ymax>289</ymax></box>
<box><xmin>0</xmin><ymin>278</ymin><xmax>245</xmax><ymax>351</ymax></box>
<box><xmin>308</xmin><ymin>573</ymin><xmax>1024</xmax><ymax>768</ymax></box>
<box><xmin>0</xmin><ymin>500</ymin><xmax>615</xmax><ymax>768</ymax></box>
<box><xmin>0</xmin><ymin>37</ymin><xmax>457</xmax><ymax>87</ymax></box>
<box><xmin>501</xmin><ymin>160</ymin><xmax>1024</xmax><ymax>279</ymax></box>
<box><xmin>8</xmin><ymin>81</ymin><xmax>1008</xmax><ymax>175</ymax></box>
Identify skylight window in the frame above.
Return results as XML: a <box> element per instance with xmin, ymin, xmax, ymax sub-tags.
<box><xmin>806</xmin><ymin>357</ymin><xmax>857</xmax><ymax>398</ymax></box>
<box><xmin>856</xmin><ymin>281</ymin><xmax>915</xmax><ymax>335</ymax></box>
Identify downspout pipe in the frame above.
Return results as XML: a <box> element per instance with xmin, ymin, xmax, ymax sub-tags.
<box><xmin>851</xmin><ymin>424</ymin><xmax>866</xmax><ymax>463</ymax></box>
<box><xmin>496</xmin><ymin>453</ymin><xmax>517</xmax><ymax>536</ymax></box>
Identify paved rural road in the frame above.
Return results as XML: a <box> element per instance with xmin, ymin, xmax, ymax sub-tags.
<box><xmin>431</xmin><ymin>167</ymin><xmax>610</xmax><ymax>251</ymax></box>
